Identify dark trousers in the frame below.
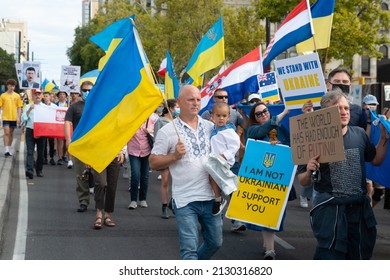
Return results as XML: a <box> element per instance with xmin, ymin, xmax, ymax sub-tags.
<box><xmin>44</xmin><ymin>137</ymin><xmax>55</xmax><ymax>159</ymax></box>
<box><xmin>129</xmin><ymin>154</ymin><xmax>150</xmax><ymax>201</ymax></box>
<box><xmin>92</xmin><ymin>158</ymin><xmax>120</xmax><ymax>213</ymax></box>
<box><xmin>25</xmin><ymin>128</ymin><xmax>46</xmax><ymax>173</ymax></box>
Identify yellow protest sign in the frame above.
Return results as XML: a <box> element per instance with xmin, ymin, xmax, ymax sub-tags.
<box><xmin>226</xmin><ymin>139</ymin><xmax>296</xmax><ymax>230</ymax></box>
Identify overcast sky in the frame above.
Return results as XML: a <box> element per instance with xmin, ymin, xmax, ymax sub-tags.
<box><xmin>1</xmin><ymin>0</ymin><xmax>82</xmax><ymax>81</ymax></box>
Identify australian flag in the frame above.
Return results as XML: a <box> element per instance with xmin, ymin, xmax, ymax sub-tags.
<box><xmin>258</xmin><ymin>72</ymin><xmax>279</xmax><ymax>101</ymax></box>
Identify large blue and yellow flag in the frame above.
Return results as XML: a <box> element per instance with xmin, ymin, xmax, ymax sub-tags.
<box><xmin>79</xmin><ymin>69</ymin><xmax>100</xmax><ymax>85</ymax></box>
<box><xmin>90</xmin><ymin>16</ymin><xmax>134</xmax><ymax>70</ymax></box>
<box><xmin>185</xmin><ymin>15</ymin><xmax>225</xmax><ymax>87</ymax></box>
<box><xmin>164</xmin><ymin>51</ymin><xmax>180</xmax><ymax>99</ymax></box>
<box><xmin>296</xmin><ymin>0</ymin><xmax>335</xmax><ymax>54</ymax></box>
<box><xmin>69</xmin><ymin>22</ymin><xmax>164</xmax><ymax>173</ymax></box>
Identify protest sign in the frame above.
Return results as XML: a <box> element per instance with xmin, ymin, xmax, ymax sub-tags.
<box><xmin>15</xmin><ymin>63</ymin><xmax>22</xmax><ymax>87</ymax></box>
<box><xmin>289</xmin><ymin>105</ymin><xmax>344</xmax><ymax>165</ymax></box>
<box><xmin>60</xmin><ymin>65</ymin><xmax>81</xmax><ymax>93</ymax></box>
<box><xmin>226</xmin><ymin>139</ymin><xmax>296</xmax><ymax>230</ymax></box>
<box><xmin>257</xmin><ymin>71</ymin><xmax>280</xmax><ymax>103</ymax></box>
<box><xmin>21</xmin><ymin>61</ymin><xmax>41</xmax><ymax>89</ymax></box>
<box><xmin>274</xmin><ymin>52</ymin><xmax>326</xmax><ymax>110</ymax></box>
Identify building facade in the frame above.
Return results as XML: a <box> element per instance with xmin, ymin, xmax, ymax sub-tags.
<box><xmin>0</xmin><ymin>19</ymin><xmax>28</xmax><ymax>63</ymax></box>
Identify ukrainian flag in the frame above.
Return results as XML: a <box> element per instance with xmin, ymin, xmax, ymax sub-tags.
<box><xmin>185</xmin><ymin>15</ymin><xmax>225</xmax><ymax>87</ymax></box>
<box><xmin>79</xmin><ymin>69</ymin><xmax>100</xmax><ymax>85</ymax></box>
<box><xmin>90</xmin><ymin>16</ymin><xmax>134</xmax><ymax>70</ymax></box>
<box><xmin>296</xmin><ymin>0</ymin><xmax>335</xmax><ymax>54</ymax></box>
<box><xmin>69</xmin><ymin>22</ymin><xmax>163</xmax><ymax>173</ymax></box>
<box><xmin>164</xmin><ymin>51</ymin><xmax>180</xmax><ymax>99</ymax></box>
<box><xmin>41</xmin><ymin>78</ymin><xmax>55</xmax><ymax>92</ymax></box>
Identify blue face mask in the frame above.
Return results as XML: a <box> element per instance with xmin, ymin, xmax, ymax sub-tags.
<box><xmin>172</xmin><ymin>108</ymin><xmax>180</xmax><ymax>117</ymax></box>
<box><xmin>156</xmin><ymin>107</ymin><xmax>164</xmax><ymax>114</ymax></box>
<box><xmin>81</xmin><ymin>90</ymin><xmax>90</xmax><ymax>101</ymax></box>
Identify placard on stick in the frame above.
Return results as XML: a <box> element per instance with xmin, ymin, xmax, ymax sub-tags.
<box><xmin>289</xmin><ymin>106</ymin><xmax>345</xmax><ymax>165</ymax></box>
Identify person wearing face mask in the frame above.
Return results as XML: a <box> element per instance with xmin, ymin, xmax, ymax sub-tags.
<box><xmin>64</xmin><ymin>80</ymin><xmax>94</xmax><ymax>212</ymax></box>
<box><xmin>303</xmin><ymin>67</ymin><xmax>365</xmax><ymax>128</ymax></box>
<box><xmin>153</xmin><ymin>99</ymin><xmax>179</xmax><ymax>218</ymax></box>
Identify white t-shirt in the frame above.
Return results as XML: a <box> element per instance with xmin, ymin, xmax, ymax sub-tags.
<box><xmin>152</xmin><ymin>117</ymin><xmax>214</xmax><ymax>208</ymax></box>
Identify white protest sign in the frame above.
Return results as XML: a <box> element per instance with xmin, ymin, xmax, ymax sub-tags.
<box><xmin>21</xmin><ymin>61</ymin><xmax>41</xmax><ymax>89</ymax></box>
<box><xmin>60</xmin><ymin>65</ymin><xmax>81</xmax><ymax>93</ymax></box>
<box><xmin>274</xmin><ymin>52</ymin><xmax>326</xmax><ymax>110</ymax></box>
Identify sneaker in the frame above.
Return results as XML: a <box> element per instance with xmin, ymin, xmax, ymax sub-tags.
<box><xmin>161</xmin><ymin>206</ymin><xmax>169</xmax><ymax>219</ymax></box>
<box><xmin>43</xmin><ymin>158</ymin><xmax>48</xmax><ymax>165</ymax></box>
<box><xmin>264</xmin><ymin>249</ymin><xmax>276</xmax><ymax>260</ymax></box>
<box><xmin>123</xmin><ymin>167</ymin><xmax>128</xmax><ymax>179</ymax></box>
<box><xmin>140</xmin><ymin>200</ymin><xmax>148</xmax><ymax>208</ymax></box>
<box><xmin>4</xmin><ymin>152</ymin><xmax>12</xmax><ymax>157</ymax></box>
<box><xmin>62</xmin><ymin>156</ymin><xmax>68</xmax><ymax>163</ymax></box>
<box><xmin>57</xmin><ymin>159</ymin><xmax>63</xmax><ymax>165</ymax></box>
<box><xmin>300</xmin><ymin>195</ymin><xmax>308</xmax><ymax>208</ymax></box>
<box><xmin>212</xmin><ymin>197</ymin><xmax>227</xmax><ymax>216</ymax></box>
<box><xmin>231</xmin><ymin>220</ymin><xmax>246</xmax><ymax>232</ymax></box>
<box><xmin>157</xmin><ymin>174</ymin><xmax>162</xmax><ymax>180</ymax></box>
<box><xmin>49</xmin><ymin>158</ymin><xmax>56</xmax><ymax>165</ymax></box>
<box><xmin>128</xmin><ymin>201</ymin><xmax>137</xmax><ymax>209</ymax></box>
<box><xmin>89</xmin><ymin>187</ymin><xmax>94</xmax><ymax>194</ymax></box>
<box><xmin>67</xmin><ymin>160</ymin><xmax>73</xmax><ymax>169</ymax></box>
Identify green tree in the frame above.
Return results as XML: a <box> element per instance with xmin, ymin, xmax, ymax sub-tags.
<box><xmin>0</xmin><ymin>48</ymin><xmax>17</xmax><ymax>91</ymax></box>
<box><xmin>68</xmin><ymin>0</ymin><xmax>265</xmax><ymax>81</ymax></box>
<box><xmin>253</xmin><ymin>0</ymin><xmax>390</xmax><ymax>67</ymax></box>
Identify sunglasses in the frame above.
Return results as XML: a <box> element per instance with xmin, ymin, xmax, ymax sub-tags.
<box><xmin>215</xmin><ymin>95</ymin><xmax>228</xmax><ymax>100</ymax></box>
<box><xmin>81</xmin><ymin>89</ymin><xmax>90</xmax><ymax>93</ymax></box>
<box><xmin>255</xmin><ymin>109</ymin><xmax>269</xmax><ymax>118</ymax></box>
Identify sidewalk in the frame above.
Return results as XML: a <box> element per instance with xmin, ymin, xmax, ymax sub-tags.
<box><xmin>0</xmin><ymin>127</ymin><xmax>22</xmax><ymax>243</ymax></box>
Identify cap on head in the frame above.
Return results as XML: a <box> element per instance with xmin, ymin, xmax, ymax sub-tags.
<box><xmin>32</xmin><ymin>89</ymin><xmax>42</xmax><ymax>94</ymax></box>
<box><xmin>362</xmin><ymin>94</ymin><xmax>379</xmax><ymax>105</ymax></box>
<box><xmin>248</xmin><ymin>93</ymin><xmax>261</xmax><ymax>103</ymax></box>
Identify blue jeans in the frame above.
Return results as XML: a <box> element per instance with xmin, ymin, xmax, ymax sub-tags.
<box><xmin>128</xmin><ymin>154</ymin><xmax>150</xmax><ymax>201</ymax></box>
<box><xmin>174</xmin><ymin>199</ymin><xmax>223</xmax><ymax>260</ymax></box>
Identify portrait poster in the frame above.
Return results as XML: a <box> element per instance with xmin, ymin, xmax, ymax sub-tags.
<box><xmin>226</xmin><ymin>139</ymin><xmax>296</xmax><ymax>230</ymax></box>
<box><xmin>21</xmin><ymin>61</ymin><xmax>41</xmax><ymax>89</ymax></box>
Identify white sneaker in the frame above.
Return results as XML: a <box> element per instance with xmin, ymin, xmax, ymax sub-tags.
<box><xmin>128</xmin><ymin>201</ymin><xmax>137</xmax><ymax>209</ymax></box>
<box><xmin>123</xmin><ymin>168</ymin><xmax>128</xmax><ymax>178</ymax></box>
<box><xmin>231</xmin><ymin>220</ymin><xmax>246</xmax><ymax>232</ymax></box>
<box><xmin>157</xmin><ymin>174</ymin><xmax>162</xmax><ymax>180</ymax></box>
<box><xmin>67</xmin><ymin>160</ymin><xmax>73</xmax><ymax>169</ymax></box>
<box><xmin>140</xmin><ymin>200</ymin><xmax>148</xmax><ymax>208</ymax></box>
<box><xmin>300</xmin><ymin>195</ymin><xmax>308</xmax><ymax>208</ymax></box>
<box><xmin>264</xmin><ymin>249</ymin><xmax>276</xmax><ymax>260</ymax></box>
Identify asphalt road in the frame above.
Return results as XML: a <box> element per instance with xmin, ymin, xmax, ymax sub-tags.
<box><xmin>0</xmin><ymin>143</ymin><xmax>389</xmax><ymax>260</ymax></box>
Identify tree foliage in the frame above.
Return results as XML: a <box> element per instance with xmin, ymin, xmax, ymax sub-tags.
<box><xmin>67</xmin><ymin>0</ymin><xmax>390</xmax><ymax>79</ymax></box>
<box><xmin>67</xmin><ymin>0</ymin><xmax>264</xmax><ymax>80</ymax></box>
<box><xmin>0</xmin><ymin>48</ymin><xmax>17</xmax><ymax>90</ymax></box>
<box><xmin>253</xmin><ymin>0</ymin><xmax>390</xmax><ymax>67</ymax></box>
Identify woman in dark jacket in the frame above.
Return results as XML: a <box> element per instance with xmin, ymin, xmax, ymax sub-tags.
<box><xmin>246</xmin><ymin>101</ymin><xmax>290</xmax><ymax>260</ymax></box>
